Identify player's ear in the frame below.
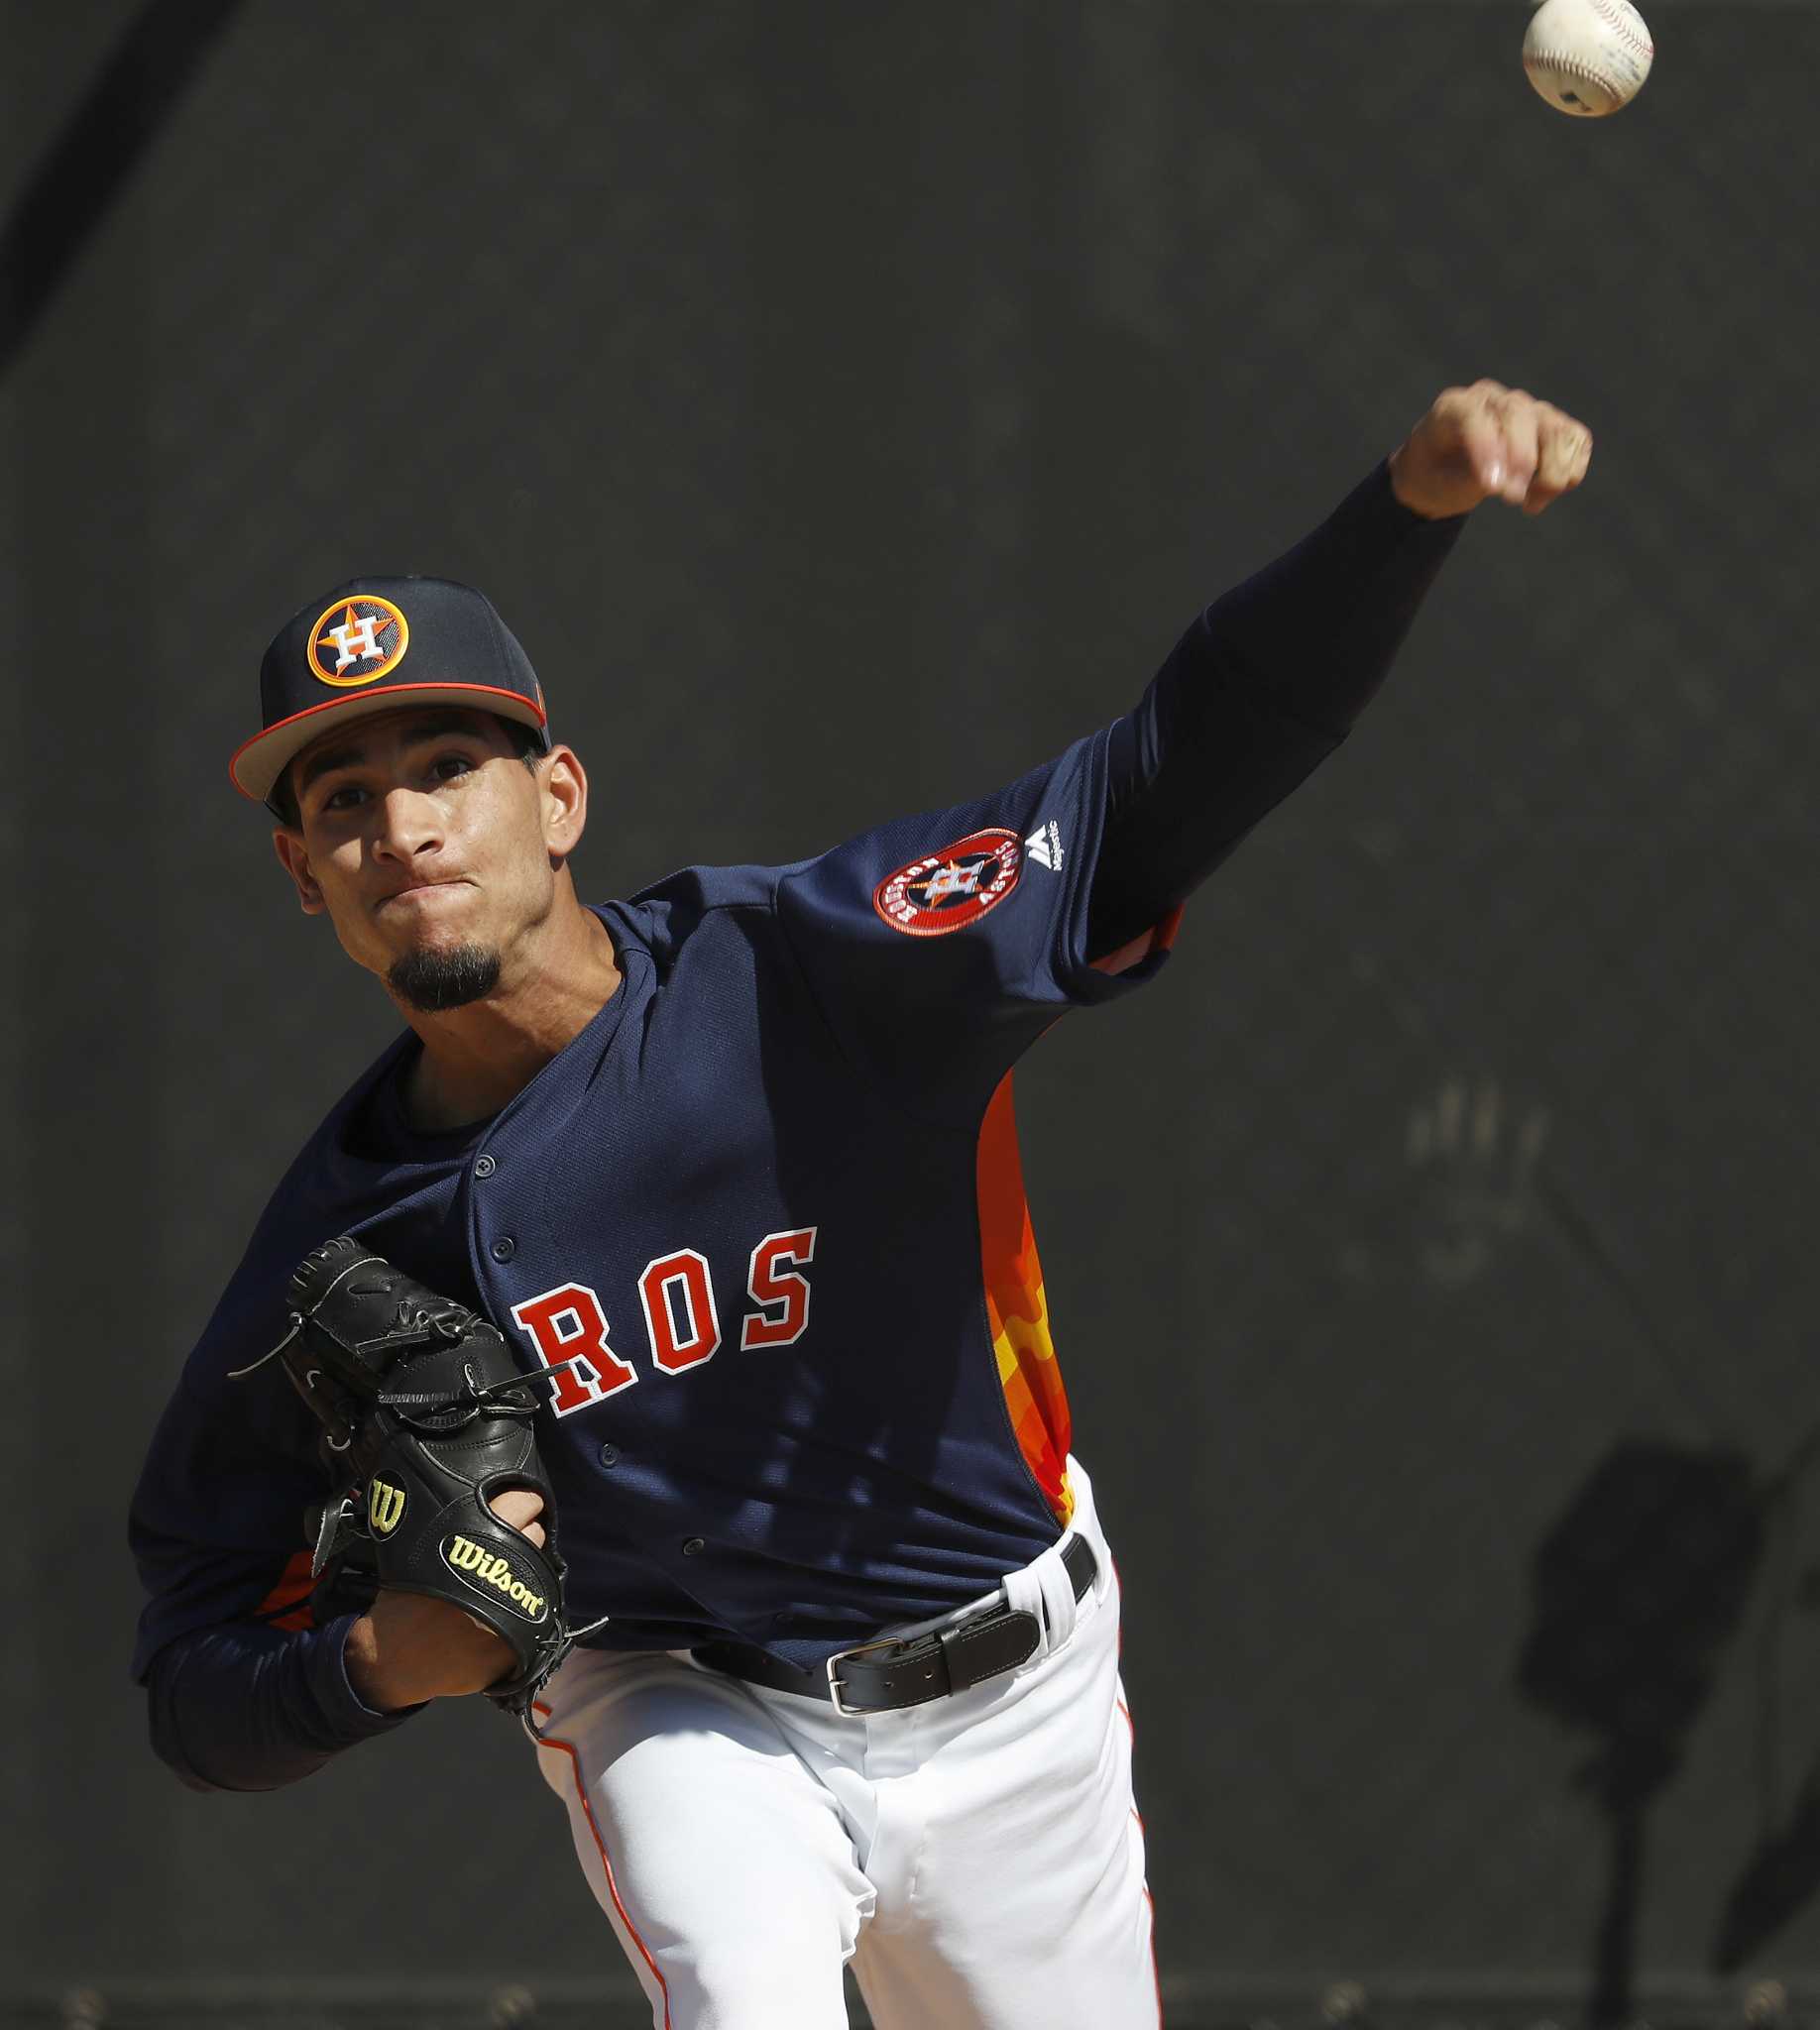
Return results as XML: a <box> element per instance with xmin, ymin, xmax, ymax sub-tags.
<box><xmin>272</xmin><ymin>829</ymin><xmax>327</xmax><ymax>915</ymax></box>
<box><xmin>538</xmin><ymin>744</ymin><xmax>588</xmax><ymax>864</ymax></box>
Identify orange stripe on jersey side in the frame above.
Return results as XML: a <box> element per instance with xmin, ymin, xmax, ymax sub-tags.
<box><xmin>256</xmin><ymin>1548</ymin><xmax>315</xmax><ymax>1632</ymax></box>
<box><xmin>1088</xmin><ymin>903</ymin><xmax>1186</xmax><ymax>978</ymax></box>
<box><xmin>976</xmin><ymin>1071</ymin><xmax>1074</xmax><ymax>1524</ymax></box>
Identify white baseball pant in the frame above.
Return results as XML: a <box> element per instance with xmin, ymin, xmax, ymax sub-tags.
<box><xmin>529</xmin><ymin>1459</ymin><xmax>1160</xmax><ymax>2029</ymax></box>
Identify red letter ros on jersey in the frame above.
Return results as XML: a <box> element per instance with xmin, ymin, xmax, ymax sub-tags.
<box><xmin>639</xmin><ymin>1249</ymin><xmax>723</xmax><ymax>1374</ymax></box>
<box><xmin>509</xmin><ymin>1284</ymin><xmax>637</xmax><ymax>1415</ymax></box>
<box><xmin>742</xmin><ymin>1227</ymin><xmax>817</xmax><ymax>1350</ymax></box>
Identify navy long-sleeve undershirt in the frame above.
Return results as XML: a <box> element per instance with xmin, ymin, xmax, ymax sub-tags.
<box><xmin>147</xmin><ymin>1613</ymin><xmax>417</xmax><ymax>1792</ymax></box>
<box><xmin>140</xmin><ymin>458</ymin><xmax>1464</xmax><ymax>1793</ymax></box>
<box><xmin>1087</xmin><ymin>458</ymin><xmax>1463</xmax><ymax>959</ymax></box>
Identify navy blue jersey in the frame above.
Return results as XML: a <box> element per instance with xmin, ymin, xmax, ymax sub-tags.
<box><xmin>132</xmin><ymin>723</ymin><xmax>1172</xmax><ymax>1679</ymax></box>
<box><xmin>132</xmin><ymin>461</ymin><xmax>1466</xmax><ymax>1788</ymax></box>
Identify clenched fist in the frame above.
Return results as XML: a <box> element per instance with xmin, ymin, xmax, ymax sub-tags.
<box><xmin>1389</xmin><ymin>381</ymin><xmax>1593</xmax><ymax>520</ymax></box>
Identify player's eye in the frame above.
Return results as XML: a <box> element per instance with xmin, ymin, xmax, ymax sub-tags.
<box><xmin>320</xmin><ymin>782</ymin><xmax>367</xmax><ymax>812</ymax></box>
<box><xmin>430</xmin><ymin>753</ymin><xmax>476</xmax><ymax>783</ymax></box>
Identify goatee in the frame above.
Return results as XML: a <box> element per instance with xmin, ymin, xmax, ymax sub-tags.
<box><xmin>388</xmin><ymin>943</ymin><xmax>503</xmax><ymax>1012</ymax></box>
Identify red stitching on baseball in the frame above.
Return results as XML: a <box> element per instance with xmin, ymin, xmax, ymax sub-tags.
<box><xmin>1525</xmin><ymin>52</ymin><xmax>1631</xmax><ymax>98</ymax></box>
<box><xmin>1588</xmin><ymin>0</ymin><xmax>1653</xmax><ymax>58</ymax></box>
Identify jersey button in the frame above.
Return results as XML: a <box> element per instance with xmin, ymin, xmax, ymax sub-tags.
<box><xmin>473</xmin><ymin>1154</ymin><xmax>497</xmax><ymax>1179</ymax></box>
<box><xmin>681</xmin><ymin>1536</ymin><xmax>706</xmax><ymax>1557</ymax></box>
<box><xmin>490</xmin><ymin>1236</ymin><xmax>516</xmax><ymax>1263</ymax></box>
<box><xmin>597</xmin><ymin>1443</ymin><xmax>621</xmax><ymax>1468</ymax></box>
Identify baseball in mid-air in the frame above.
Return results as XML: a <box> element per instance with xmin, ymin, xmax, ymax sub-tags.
<box><xmin>1523</xmin><ymin>0</ymin><xmax>1653</xmax><ymax>116</ymax></box>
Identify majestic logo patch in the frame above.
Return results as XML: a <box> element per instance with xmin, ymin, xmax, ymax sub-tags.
<box><xmin>1025</xmin><ymin>820</ymin><xmax>1065</xmax><ymax>873</ymax></box>
<box><xmin>441</xmin><ymin>1532</ymin><xmax>548</xmax><ymax>1621</ymax></box>
<box><xmin>367</xmin><ymin>1478</ymin><xmax>406</xmax><ymax>1537</ymax></box>
<box><xmin>874</xmin><ymin>827</ymin><xmax>1022</xmax><ymax>937</ymax></box>
<box><xmin>306</xmin><ymin>595</ymin><xmax>409</xmax><ymax>689</ymax></box>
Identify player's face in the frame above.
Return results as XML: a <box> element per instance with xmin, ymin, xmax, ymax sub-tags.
<box><xmin>271</xmin><ymin>708</ymin><xmax>584</xmax><ymax>1000</ymax></box>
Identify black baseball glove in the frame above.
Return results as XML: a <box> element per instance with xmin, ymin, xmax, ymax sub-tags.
<box><xmin>267</xmin><ymin>1235</ymin><xmax>575</xmax><ymax>1717</ymax></box>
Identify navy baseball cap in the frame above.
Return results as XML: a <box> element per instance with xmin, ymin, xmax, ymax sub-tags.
<box><xmin>231</xmin><ymin>575</ymin><xmax>550</xmax><ymax>803</ymax></box>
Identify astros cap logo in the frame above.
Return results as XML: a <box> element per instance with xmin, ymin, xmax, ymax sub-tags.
<box><xmin>306</xmin><ymin>594</ymin><xmax>410</xmax><ymax>689</ymax></box>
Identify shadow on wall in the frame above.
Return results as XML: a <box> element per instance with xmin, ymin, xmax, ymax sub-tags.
<box><xmin>1517</xmin><ymin>1435</ymin><xmax>1820</xmax><ymax>2025</ymax></box>
<box><xmin>0</xmin><ymin>1</ymin><xmax>246</xmax><ymax>378</ymax></box>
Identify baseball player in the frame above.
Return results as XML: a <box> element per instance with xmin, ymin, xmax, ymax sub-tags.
<box><xmin>131</xmin><ymin>384</ymin><xmax>1591</xmax><ymax>2030</ymax></box>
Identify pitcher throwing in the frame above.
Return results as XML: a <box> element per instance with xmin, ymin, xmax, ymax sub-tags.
<box><xmin>132</xmin><ymin>383</ymin><xmax>1591</xmax><ymax>2029</ymax></box>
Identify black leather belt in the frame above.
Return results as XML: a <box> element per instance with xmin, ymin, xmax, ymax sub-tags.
<box><xmin>693</xmin><ymin>1535</ymin><xmax>1097</xmax><ymax>1717</ymax></box>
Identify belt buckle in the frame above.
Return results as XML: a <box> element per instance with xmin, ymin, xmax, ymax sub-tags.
<box><xmin>824</xmin><ymin>1631</ymin><xmax>910</xmax><ymax>1718</ymax></box>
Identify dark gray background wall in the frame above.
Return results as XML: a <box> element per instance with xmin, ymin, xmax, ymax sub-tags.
<box><xmin>5</xmin><ymin>1</ymin><xmax>1818</xmax><ymax>2021</ymax></box>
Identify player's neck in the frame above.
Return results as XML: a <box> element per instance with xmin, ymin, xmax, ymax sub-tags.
<box><xmin>395</xmin><ymin>903</ymin><xmax>622</xmax><ymax>1132</ymax></box>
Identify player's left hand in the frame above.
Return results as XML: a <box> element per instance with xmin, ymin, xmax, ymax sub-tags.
<box><xmin>1388</xmin><ymin>380</ymin><xmax>1593</xmax><ymax>520</ymax></box>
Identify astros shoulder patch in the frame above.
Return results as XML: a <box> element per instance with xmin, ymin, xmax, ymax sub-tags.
<box><xmin>873</xmin><ymin>827</ymin><xmax>1023</xmax><ymax>937</ymax></box>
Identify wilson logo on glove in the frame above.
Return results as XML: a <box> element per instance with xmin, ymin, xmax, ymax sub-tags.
<box><xmin>368</xmin><ymin>1478</ymin><xmax>406</xmax><ymax>1536</ymax></box>
<box><xmin>443</xmin><ymin>1533</ymin><xmax>548</xmax><ymax>1621</ymax></box>
<box><xmin>246</xmin><ymin>1234</ymin><xmax>585</xmax><ymax>1721</ymax></box>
